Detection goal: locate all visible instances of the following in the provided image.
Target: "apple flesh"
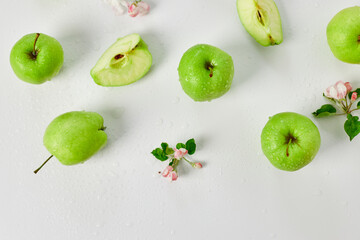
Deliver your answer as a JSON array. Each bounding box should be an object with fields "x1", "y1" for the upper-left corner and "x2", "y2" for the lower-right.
[
  {"x1": 34, "y1": 111, "x2": 107, "y2": 173},
  {"x1": 327, "y1": 6, "x2": 360, "y2": 64},
  {"x1": 10, "y1": 33, "x2": 64, "y2": 84},
  {"x1": 91, "y1": 33, "x2": 152, "y2": 86},
  {"x1": 237, "y1": 0, "x2": 283, "y2": 46},
  {"x1": 261, "y1": 112, "x2": 321, "y2": 171},
  {"x1": 178, "y1": 44, "x2": 234, "y2": 102}
]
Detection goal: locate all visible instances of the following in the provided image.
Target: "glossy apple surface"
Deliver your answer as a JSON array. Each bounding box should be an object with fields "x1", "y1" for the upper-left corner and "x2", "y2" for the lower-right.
[
  {"x1": 10, "y1": 33, "x2": 64, "y2": 84},
  {"x1": 178, "y1": 44, "x2": 234, "y2": 102},
  {"x1": 261, "y1": 112, "x2": 321, "y2": 171},
  {"x1": 327, "y1": 6, "x2": 360, "y2": 64},
  {"x1": 43, "y1": 111, "x2": 107, "y2": 166}
]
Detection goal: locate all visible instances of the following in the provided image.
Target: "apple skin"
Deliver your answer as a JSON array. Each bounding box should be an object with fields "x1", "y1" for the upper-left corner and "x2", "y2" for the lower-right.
[
  {"x1": 178, "y1": 44, "x2": 234, "y2": 102},
  {"x1": 236, "y1": 0, "x2": 283, "y2": 46},
  {"x1": 261, "y1": 112, "x2": 321, "y2": 171},
  {"x1": 43, "y1": 111, "x2": 107, "y2": 165},
  {"x1": 10, "y1": 33, "x2": 64, "y2": 84},
  {"x1": 327, "y1": 6, "x2": 360, "y2": 64}
]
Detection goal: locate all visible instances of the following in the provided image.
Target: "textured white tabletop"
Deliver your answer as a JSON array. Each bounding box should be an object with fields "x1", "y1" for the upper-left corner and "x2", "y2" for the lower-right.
[{"x1": 1, "y1": 0, "x2": 360, "y2": 239}]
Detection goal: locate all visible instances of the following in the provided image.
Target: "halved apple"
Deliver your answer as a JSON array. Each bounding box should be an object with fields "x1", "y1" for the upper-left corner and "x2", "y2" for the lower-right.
[
  {"x1": 237, "y1": 0, "x2": 283, "y2": 46},
  {"x1": 91, "y1": 33, "x2": 152, "y2": 86}
]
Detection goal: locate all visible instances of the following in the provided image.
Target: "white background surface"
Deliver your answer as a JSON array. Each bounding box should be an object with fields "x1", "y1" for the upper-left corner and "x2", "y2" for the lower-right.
[{"x1": 2, "y1": 0, "x2": 360, "y2": 239}]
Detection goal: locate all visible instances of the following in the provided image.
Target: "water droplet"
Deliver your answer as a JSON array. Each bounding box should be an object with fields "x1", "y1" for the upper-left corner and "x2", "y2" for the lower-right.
[{"x1": 93, "y1": 44, "x2": 101, "y2": 51}]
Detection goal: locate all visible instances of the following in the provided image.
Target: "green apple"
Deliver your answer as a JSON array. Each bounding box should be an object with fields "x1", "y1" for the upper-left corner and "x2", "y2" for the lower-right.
[
  {"x1": 261, "y1": 112, "x2": 321, "y2": 171},
  {"x1": 34, "y1": 111, "x2": 107, "y2": 174},
  {"x1": 91, "y1": 33, "x2": 152, "y2": 86},
  {"x1": 327, "y1": 6, "x2": 360, "y2": 64},
  {"x1": 236, "y1": 0, "x2": 283, "y2": 46},
  {"x1": 10, "y1": 33, "x2": 64, "y2": 84},
  {"x1": 178, "y1": 44, "x2": 234, "y2": 102}
]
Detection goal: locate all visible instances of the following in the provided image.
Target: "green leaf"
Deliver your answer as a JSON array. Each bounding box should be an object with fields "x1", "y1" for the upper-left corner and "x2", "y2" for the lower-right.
[
  {"x1": 161, "y1": 142, "x2": 168, "y2": 152},
  {"x1": 160, "y1": 142, "x2": 174, "y2": 155},
  {"x1": 312, "y1": 104, "x2": 337, "y2": 118},
  {"x1": 185, "y1": 138, "x2": 196, "y2": 155},
  {"x1": 344, "y1": 114, "x2": 360, "y2": 141},
  {"x1": 151, "y1": 148, "x2": 168, "y2": 161},
  {"x1": 176, "y1": 143, "x2": 186, "y2": 149},
  {"x1": 357, "y1": 101, "x2": 360, "y2": 109},
  {"x1": 348, "y1": 88, "x2": 360, "y2": 100},
  {"x1": 165, "y1": 147, "x2": 174, "y2": 155},
  {"x1": 169, "y1": 159, "x2": 174, "y2": 166}
]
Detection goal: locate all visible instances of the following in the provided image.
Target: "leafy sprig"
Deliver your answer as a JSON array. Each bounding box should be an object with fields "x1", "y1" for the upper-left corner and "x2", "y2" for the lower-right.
[
  {"x1": 151, "y1": 138, "x2": 202, "y2": 181},
  {"x1": 313, "y1": 81, "x2": 360, "y2": 141}
]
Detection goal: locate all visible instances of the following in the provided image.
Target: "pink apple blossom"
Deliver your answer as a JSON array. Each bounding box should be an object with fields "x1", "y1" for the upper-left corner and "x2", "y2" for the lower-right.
[
  {"x1": 351, "y1": 92, "x2": 358, "y2": 102},
  {"x1": 324, "y1": 81, "x2": 348, "y2": 100},
  {"x1": 104, "y1": 0, "x2": 128, "y2": 15},
  {"x1": 168, "y1": 171, "x2": 178, "y2": 181},
  {"x1": 193, "y1": 163, "x2": 203, "y2": 169},
  {"x1": 345, "y1": 82, "x2": 353, "y2": 93},
  {"x1": 128, "y1": 1, "x2": 150, "y2": 17},
  {"x1": 162, "y1": 165, "x2": 173, "y2": 177},
  {"x1": 174, "y1": 148, "x2": 188, "y2": 159}
]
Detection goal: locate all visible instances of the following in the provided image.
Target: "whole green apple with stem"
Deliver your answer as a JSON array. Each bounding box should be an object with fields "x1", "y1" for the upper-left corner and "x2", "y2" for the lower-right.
[
  {"x1": 261, "y1": 112, "x2": 321, "y2": 171},
  {"x1": 236, "y1": 0, "x2": 283, "y2": 46},
  {"x1": 10, "y1": 33, "x2": 64, "y2": 84},
  {"x1": 34, "y1": 111, "x2": 107, "y2": 174},
  {"x1": 91, "y1": 33, "x2": 152, "y2": 86},
  {"x1": 178, "y1": 44, "x2": 234, "y2": 102},
  {"x1": 327, "y1": 6, "x2": 360, "y2": 64}
]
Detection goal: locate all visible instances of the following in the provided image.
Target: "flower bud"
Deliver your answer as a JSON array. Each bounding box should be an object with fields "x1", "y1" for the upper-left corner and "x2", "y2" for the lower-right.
[
  {"x1": 162, "y1": 165, "x2": 173, "y2": 177},
  {"x1": 174, "y1": 148, "x2": 188, "y2": 159},
  {"x1": 345, "y1": 82, "x2": 353, "y2": 93},
  {"x1": 168, "y1": 171, "x2": 178, "y2": 181},
  {"x1": 193, "y1": 163, "x2": 203, "y2": 169},
  {"x1": 351, "y1": 92, "x2": 358, "y2": 102},
  {"x1": 128, "y1": 1, "x2": 150, "y2": 17}
]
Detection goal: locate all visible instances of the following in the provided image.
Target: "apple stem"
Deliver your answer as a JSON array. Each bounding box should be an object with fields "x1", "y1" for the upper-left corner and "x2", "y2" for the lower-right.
[
  {"x1": 286, "y1": 138, "x2": 292, "y2": 157},
  {"x1": 34, "y1": 155, "x2": 53, "y2": 174},
  {"x1": 205, "y1": 62, "x2": 214, "y2": 78},
  {"x1": 32, "y1": 33, "x2": 40, "y2": 58}
]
